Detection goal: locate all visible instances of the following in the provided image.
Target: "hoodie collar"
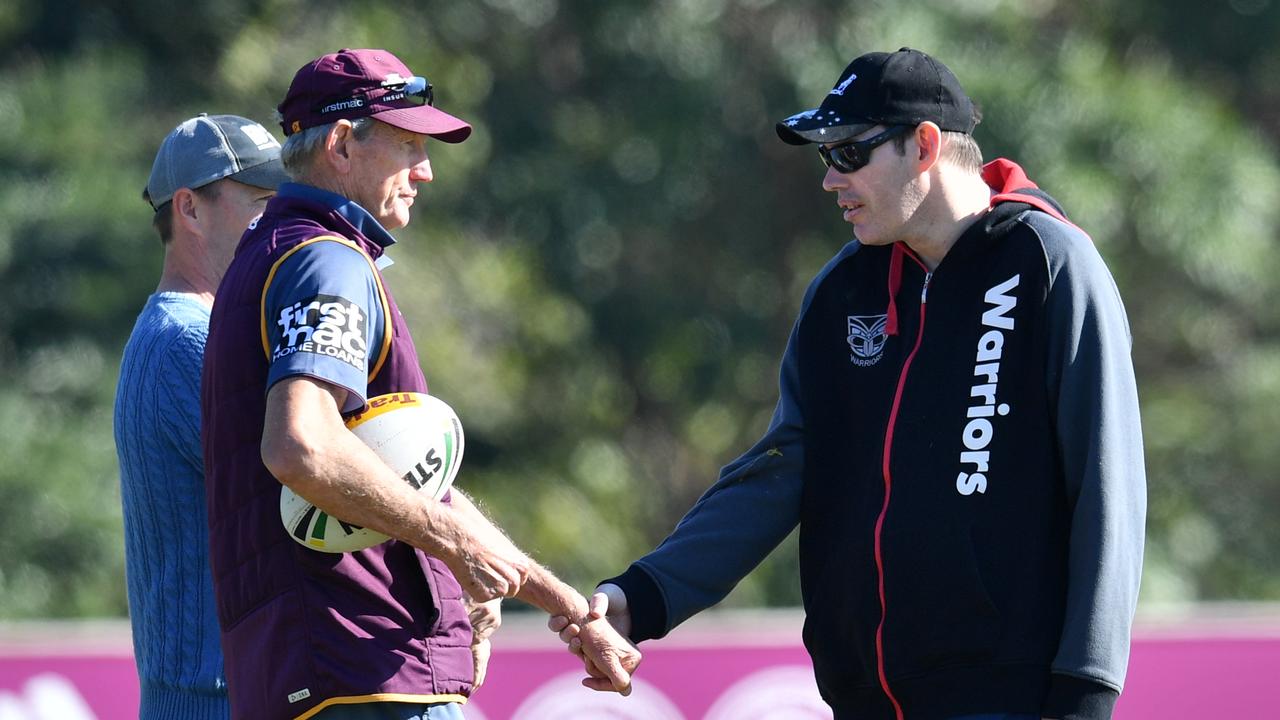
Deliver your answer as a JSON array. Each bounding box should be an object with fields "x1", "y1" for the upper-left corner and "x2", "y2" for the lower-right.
[{"x1": 883, "y1": 158, "x2": 1074, "y2": 337}]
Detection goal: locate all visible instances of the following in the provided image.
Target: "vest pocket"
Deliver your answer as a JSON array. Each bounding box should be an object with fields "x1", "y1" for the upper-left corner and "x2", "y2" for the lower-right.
[{"x1": 881, "y1": 523, "x2": 1001, "y2": 676}]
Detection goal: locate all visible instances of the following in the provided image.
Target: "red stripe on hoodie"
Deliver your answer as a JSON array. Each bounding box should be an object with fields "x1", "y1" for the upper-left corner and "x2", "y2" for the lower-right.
[{"x1": 875, "y1": 245, "x2": 930, "y2": 719}]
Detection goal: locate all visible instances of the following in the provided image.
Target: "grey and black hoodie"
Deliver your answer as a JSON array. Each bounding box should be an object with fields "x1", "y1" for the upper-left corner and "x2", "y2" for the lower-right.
[{"x1": 606, "y1": 159, "x2": 1146, "y2": 720}]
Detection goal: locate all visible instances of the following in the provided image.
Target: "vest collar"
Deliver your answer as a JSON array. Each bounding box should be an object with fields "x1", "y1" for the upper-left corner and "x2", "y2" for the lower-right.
[{"x1": 278, "y1": 182, "x2": 398, "y2": 249}]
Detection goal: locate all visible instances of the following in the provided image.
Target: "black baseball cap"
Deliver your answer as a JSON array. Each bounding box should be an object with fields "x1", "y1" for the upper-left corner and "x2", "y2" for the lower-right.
[{"x1": 776, "y1": 47, "x2": 977, "y2": 145}]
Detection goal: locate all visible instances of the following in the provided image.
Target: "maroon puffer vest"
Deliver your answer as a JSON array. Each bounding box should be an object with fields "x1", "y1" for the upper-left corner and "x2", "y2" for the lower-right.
[{"x1": 202, "y1": 194, "x2": 472, "y2": 720}]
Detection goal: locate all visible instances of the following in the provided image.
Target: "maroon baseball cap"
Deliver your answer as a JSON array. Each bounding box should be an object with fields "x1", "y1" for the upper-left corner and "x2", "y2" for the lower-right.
[{"x1": 278, "y1": 48, "x2": 472, "y2": 143}]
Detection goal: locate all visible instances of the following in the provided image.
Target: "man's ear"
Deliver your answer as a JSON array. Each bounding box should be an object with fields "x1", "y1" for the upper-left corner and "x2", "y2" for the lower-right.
[
  {"x1": 323, "y1": 120, "x2": 356, "y2": 174},
  {"x1": 914, "y1": 121, "x2": 943, "y2": 171},
  {"x1": 171, "y1": 187, "x2": 202, "y2": 238}
]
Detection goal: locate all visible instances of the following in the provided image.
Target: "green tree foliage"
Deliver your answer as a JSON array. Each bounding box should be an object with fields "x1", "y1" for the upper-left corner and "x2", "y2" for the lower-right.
[{"x1": 1, "y1": 0, "x2": 1278, "y2": 618}]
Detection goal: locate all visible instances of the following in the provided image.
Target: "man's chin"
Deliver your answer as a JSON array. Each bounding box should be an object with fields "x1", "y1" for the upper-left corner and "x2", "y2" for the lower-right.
[{"x1": 380, "y1": 212, "x2": 410, "y2": 231}]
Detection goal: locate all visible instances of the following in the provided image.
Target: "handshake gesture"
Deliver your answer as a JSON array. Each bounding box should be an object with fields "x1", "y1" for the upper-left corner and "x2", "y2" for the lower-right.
[
  {"x1": 430, "y1": 493, "x2": 641, "y2": 695},
  {"x1": 547, "y1": 584, "x2": 639, "y2": 694}
]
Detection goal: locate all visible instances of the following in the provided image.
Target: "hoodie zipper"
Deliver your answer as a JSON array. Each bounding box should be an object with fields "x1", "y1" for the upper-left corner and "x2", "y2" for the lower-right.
[{"x1": 873, "y1": 268, "x2": 931, "y2": 719}]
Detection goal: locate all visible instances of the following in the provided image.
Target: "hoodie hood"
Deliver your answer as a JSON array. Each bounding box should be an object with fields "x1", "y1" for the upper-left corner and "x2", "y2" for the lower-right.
[{"x1": 981, "y1": 158, "x2": 1074, "y2": 232}]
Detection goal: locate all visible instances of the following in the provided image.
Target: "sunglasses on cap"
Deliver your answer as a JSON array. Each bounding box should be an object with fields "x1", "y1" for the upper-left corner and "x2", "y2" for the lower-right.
[
  {"x1": 315, "y1": 74, "x2": 434, "y2": 116},
  {"x1": 818, "y1": 125, "x2": 911, "y2": 174}
]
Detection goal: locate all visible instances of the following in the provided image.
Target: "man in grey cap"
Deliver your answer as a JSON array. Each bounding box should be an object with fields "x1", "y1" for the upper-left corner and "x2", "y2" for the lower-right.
[{"x1": 114, "y1": 113, "x2": 290, "y2": 720}]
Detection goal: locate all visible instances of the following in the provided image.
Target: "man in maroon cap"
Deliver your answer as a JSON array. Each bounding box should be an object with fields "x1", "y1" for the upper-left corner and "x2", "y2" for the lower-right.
[{"x1": 201, "y1": 49, "x2": 639, "y2": 720}]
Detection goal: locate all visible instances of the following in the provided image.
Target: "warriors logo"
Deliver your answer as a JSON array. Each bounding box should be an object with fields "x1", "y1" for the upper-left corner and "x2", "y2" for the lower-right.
[{"x1": 847, "y1": 314, "x2": 888, "y2": 367}]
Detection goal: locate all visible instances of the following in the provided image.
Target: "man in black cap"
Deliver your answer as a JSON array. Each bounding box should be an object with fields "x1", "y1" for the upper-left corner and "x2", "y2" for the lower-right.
[
  {"x1": 555, "y1": 48, "x2": 1146, "y2": 720},
  {"x1": 116, "y1": 113, "x2": 290, "y2": 719}
]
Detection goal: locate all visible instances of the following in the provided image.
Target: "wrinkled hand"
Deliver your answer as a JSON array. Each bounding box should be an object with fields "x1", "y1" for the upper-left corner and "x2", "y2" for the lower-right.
[
  {"x1": 576, "y1": 615, "x2": 642, "y2": 695},
  {"x1": 464, "y1": 596, "x2": 501, "y2": 691},
  {"x1": 470, "y1": 638, "x2": 492, "y2": 690},
  {"x1": 548, "y1": 586, "x2": 639, "y2": 694},
  {"x1": 467, "y1": 596, "x2": 503, "y2": 641}
]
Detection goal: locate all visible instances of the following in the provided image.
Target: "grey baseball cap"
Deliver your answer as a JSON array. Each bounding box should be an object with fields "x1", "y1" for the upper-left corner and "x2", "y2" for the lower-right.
[{"x1": 144, "y1": 113, "x2": 290, "y2": 209}]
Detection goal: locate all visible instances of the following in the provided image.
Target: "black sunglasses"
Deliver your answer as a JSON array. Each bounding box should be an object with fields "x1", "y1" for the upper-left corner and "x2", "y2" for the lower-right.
[
  {"x1": 818, "y1": 125, "x2": 911, "y2": 174},
  {"x1": 316, "y1": 75, "x2": 434, "y2": 116}
]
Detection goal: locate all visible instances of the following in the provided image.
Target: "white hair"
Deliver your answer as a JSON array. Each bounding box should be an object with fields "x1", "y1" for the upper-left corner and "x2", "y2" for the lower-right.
[{"x1": 278, "y1": 116, "x2": 377, "y2": 179}]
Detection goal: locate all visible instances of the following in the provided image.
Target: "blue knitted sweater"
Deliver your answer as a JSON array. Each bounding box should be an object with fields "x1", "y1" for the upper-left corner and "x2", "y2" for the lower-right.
[{"x1": 114, "y1": 292, "x2": 229, "y2": 719}]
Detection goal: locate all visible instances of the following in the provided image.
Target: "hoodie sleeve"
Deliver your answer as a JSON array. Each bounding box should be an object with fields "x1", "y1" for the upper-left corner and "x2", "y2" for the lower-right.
[
  {"x1": 1034, "y1": 214, "x2": 1147, "y2": 719},
  {"x1": 605, "y1": 242, "x2": 861, "y2": 642},
  {"x1": 606, "y1": 339, "x2": 803, "y2": 642}
]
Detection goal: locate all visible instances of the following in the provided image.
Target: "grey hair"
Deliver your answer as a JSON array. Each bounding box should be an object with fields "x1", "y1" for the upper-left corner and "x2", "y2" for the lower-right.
[{"x1": 279, "y1": 117, "x2": 377, "y2": 179}]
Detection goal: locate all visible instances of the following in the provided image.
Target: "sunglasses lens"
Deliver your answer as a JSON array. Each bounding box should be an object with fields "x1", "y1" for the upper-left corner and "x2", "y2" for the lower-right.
[
  {"x1": 833, "y1": 145, "x2": 864, "y2": 173},
  {"x1": 402, "y1": 76, "x2": 434, "y2": 106},
  {"x1": 819, "y1": 144, "x2": 863, "y2": 173},
  {"x1": 818, "y1": 126, "x2": 910, "y2": 174}
]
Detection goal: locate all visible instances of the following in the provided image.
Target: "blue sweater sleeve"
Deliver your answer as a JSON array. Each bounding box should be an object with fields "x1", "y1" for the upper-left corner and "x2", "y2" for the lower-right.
[
  {"x1": 608, "y1": 242, "x2": 861, "y2": 642},
  {"x1": 157, "y1": 324, "x2": 208, "y2": 470},
  {"x1": 1033, "y1": 214, "x2": 1147, "y2": 719}
]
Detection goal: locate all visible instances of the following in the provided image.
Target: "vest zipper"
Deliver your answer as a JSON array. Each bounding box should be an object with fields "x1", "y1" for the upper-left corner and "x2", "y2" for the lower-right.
[{"x1": 874, "y1": 269, "x2": 930, "y2": 719}]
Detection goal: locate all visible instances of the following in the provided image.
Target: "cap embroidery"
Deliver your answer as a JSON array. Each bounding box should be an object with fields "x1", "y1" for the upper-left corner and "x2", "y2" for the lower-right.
[
  {"x1": 240, "y1": 123, "x2": 280, "y2": 150},
  {"x1": 830, "y1": 73, "x2": 857, "y2": 96},
  {"x1": 783, "y1": 109, "x2": 819, "y2": 127}
]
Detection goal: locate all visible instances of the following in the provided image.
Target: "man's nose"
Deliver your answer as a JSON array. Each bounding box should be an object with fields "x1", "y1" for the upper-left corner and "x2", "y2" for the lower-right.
[
  {"x1": 409, "y1": 157, "x2": 433, "y2": 183},
  {"x1": 821, "y1": 165, "x2": 847, "y2": 192}
]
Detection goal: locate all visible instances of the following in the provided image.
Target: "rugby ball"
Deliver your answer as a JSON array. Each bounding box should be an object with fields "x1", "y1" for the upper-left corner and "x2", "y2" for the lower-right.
[{"x1": 280, "y1": 392, "x2": 465, "y2": 553}]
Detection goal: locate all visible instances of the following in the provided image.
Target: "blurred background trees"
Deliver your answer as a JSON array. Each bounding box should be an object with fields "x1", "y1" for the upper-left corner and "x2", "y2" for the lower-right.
[{"x1": 2, "y1": 0, "x2": 1279, "y2": 618}]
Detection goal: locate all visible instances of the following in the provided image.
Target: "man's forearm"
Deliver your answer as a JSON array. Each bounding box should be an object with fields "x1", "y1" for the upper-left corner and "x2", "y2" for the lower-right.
[
  {"x1": 263, "y1": 378, "x2": 453, "y2": 549},
  {"x1": 449, "y1": 492, "x2": 590, "y2": 620},
  {"x1": 263, "y1": 378, "x2": 529, "y2": 600},
  {"x1": 520, "y1": 564, "x2": 590, "y2": 621}
]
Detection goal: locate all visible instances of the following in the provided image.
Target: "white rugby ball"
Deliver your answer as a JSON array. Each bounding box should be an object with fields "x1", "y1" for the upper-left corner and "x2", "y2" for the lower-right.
[{"x1": 280, "y1": 392, "x2": 465, "y2": 553}]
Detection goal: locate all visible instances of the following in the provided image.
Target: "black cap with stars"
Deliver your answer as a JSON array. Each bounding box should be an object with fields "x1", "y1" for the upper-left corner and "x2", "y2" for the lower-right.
[{"x1": 776, "y1": 47, "x2": 977, "y2": 145}]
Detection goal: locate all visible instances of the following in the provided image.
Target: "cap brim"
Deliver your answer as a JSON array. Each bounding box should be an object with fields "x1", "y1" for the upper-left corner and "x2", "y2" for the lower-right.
[
  {"x1": 775, "y1": 110, "x2": 876, "y2": 145},
  {"x1": 373, "y1": 105, "x2": 473, "y2": 143},
  {"x1": 228, "y1": 157, "x2": 292, "y2": 191}
]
